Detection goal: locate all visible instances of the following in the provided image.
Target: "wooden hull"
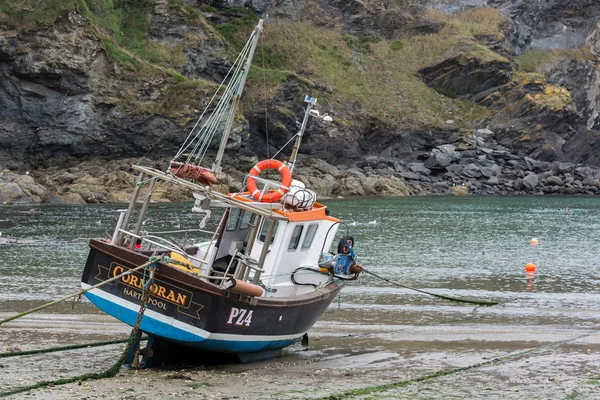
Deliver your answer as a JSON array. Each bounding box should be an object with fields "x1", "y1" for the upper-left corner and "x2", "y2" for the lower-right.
[{"x1": 81, "y1": 240, "x2": 340, "y2": 354}]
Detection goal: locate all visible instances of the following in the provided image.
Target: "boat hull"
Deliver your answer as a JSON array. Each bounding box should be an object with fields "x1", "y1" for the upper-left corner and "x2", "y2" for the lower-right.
[{"x1": 82, "y1": 240, "x2": 340, "y2": 354}]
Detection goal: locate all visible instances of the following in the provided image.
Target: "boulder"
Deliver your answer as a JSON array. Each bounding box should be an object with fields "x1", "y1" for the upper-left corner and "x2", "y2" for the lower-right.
[
  {"x1": 424, "y1": 151, "x2": 452, "y2": 169},
  {"x1": 436, "y1": 144, "x2": 461, "y2": 161},
  {"x1": 399, "y1": 171, "x2": 422, "y2": 180},
  {"x1": 544, "y1": 175, "x2": 564, "y2": 186},
  {"x1": 362, "y1": 176, "x2": 412, "y2": 196},
  {"x1": 522, "y1": 173, "x2": 540, "y2": 190},
  {"x1": 408, "y1": 163, "x2": 432, "y2": 176},
  {"x1": 450, "y1": 185, "x2": 469, "y2": 196},
  {"x1": 0, "y1": 182, "x2": 27, "y2": 203},
  {"x1": 0, "y1": 171, "x2": 47, "y2": 203}
]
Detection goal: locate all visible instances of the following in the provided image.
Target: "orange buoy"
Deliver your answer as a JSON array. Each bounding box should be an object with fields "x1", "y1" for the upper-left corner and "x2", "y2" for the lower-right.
[
  {"x1": 246, "y1": 159, "x2": 292, "y2": 203},
  {"x1": 525, "y1": 263, "x2": 536, "y2": 272},
  {"x1": 530, "y1": 238, "x2": 539, "y2": 246}
]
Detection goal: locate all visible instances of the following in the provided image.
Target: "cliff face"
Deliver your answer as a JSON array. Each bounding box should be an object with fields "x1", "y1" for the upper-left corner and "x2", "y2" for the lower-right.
[{"x1": 0, "y1": 0, "x2": 599, "y2": 203}]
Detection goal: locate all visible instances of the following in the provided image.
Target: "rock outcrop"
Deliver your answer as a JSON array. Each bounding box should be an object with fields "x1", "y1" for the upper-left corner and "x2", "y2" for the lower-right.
[{"x1": 0, "y1": 0, "x2": 599, "y2": 203}]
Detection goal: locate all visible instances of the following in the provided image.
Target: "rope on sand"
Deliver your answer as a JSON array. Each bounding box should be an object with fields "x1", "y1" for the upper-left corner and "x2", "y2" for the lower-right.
[
  {"x1": 0, "y1": 338, "x2": 134, "y2": 358},
  {"x1": 320, "y1": 327, "x2": 600, "y2": 399},
  {"x1": 0, "y1": 259, "x2": 159, "y2": 398}
]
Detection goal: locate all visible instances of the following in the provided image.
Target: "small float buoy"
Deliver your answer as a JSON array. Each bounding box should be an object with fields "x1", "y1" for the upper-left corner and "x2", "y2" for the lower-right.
[
  {"x1": 530, "y1": 238, "x2": 539, "y2": 246},
  {"x1": 525, "y1": 263, "x2": 536, "y2": 272}
]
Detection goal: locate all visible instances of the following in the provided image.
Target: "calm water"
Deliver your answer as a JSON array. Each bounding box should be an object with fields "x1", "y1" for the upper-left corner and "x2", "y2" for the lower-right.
[{"x1": 1, "y1": 196, "x2": 599, "y2": 327}]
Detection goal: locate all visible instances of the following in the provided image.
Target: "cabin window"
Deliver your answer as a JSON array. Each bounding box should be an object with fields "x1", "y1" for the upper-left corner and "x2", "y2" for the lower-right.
[
  {"x1": 288, "y1": 225, "x2": 304, "y2": 251},
  {"x1": 240, "y1": 211, "x2": 255, "y2": 230},
  {"x1": 301, "y1": 224, "x2": 318, "y2": 250},
  {"x1": 226, "y1": 208, "x2": 242, "y2": 231},
  {"x1": 258, "y1": 220, "x2": 279, "y2": 246}
]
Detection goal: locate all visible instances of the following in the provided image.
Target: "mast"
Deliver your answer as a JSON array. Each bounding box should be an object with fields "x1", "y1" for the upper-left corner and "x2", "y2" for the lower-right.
[
  {"x1": 212, "y1": 19, "x2": 264, "y2": 174},
  {"x1": 288, "y1": 96, "x2": 317, "y2": 173}
]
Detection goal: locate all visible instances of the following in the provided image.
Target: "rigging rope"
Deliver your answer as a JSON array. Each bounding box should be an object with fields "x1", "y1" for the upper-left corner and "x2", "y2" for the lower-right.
[
  {"x1": 174, "y1": 30, "x2": 257, "y2": 166},
  {"x1": 0, "y1": 259, "x2": 158, "y2": 326}
]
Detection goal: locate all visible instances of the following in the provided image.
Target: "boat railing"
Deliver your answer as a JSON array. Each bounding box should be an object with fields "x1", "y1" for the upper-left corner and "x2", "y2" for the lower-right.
[
  {"x1": 223, "y1": 251, "x2": 262, "y2": 283},
  {"x1": 145, "y1": 229, "x2": 215, "y2": 235},
  {"x1": 117, "y1": 229, "x2": 209, "y2": 265}
]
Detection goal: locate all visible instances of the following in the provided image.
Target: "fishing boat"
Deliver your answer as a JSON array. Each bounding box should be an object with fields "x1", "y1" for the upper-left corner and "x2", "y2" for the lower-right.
[{"x1": 80, "y1": 19, "x2": 361, "y2": 363}]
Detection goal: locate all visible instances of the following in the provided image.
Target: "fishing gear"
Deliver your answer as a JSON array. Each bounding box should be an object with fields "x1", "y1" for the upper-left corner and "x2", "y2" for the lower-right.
[{"x1": 362, "y1": 268, "x2": 500, "y2": 306}]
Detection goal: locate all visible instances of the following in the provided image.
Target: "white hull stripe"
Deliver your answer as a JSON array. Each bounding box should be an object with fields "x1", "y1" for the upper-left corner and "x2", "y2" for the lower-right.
[{"x1": 82, "y1": 283, "x2": 305, "y2": 342}]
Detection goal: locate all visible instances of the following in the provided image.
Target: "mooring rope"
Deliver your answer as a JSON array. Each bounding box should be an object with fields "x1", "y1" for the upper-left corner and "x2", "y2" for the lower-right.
[
  {"x1": 0, "y1": 258, "x2": 158, "y2": 326},
  {"x1": 0, "y1": 338, "x2": 136, "y2": 359},
  {"x1": 0, "y1": 260, "x2": 158, "y2": 398},
  {"x1": 362, "y1": 268, "x2": 500, "y2": 306},
  {"x1": 319, "y1": 326, "x2": 600, "y2": 399}
]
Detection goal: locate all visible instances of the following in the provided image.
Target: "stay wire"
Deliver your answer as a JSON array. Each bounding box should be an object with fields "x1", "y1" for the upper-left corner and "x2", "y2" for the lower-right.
[{"x1": 261, "y1": 30, "x2": 269, "y2": 159}]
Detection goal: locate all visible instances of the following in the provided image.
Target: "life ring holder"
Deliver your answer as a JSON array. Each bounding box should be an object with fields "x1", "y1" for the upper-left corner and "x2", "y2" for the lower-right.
[{"x1": 247, "y1": 159, "x2": 292, "y2": 203}]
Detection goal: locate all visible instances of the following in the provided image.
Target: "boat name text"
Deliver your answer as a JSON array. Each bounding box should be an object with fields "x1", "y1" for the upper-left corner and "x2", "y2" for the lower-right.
[{"x1": 112, "y1": 265, "x2": 188, "y2": 307}]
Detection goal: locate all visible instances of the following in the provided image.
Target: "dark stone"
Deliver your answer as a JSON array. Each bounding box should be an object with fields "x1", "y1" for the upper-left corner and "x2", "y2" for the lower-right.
[
  {"x1": 424, "y1": 151, "x2": 452, "y2": 169},
  {"x1": 418, "y1": 40, "x2": 512, "y2": 97},
  {"x1": 408, "y1": 163, "x2": 432, "y2": 176},
  {"x1": 522, "y1": 173, "x2": 539, "y2": 190}
]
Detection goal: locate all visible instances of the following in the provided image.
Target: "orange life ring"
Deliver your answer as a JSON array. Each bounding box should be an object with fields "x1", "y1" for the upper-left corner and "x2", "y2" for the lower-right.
[{"x1": 247, "y1": 159, "x2": 292, "y2": 203}]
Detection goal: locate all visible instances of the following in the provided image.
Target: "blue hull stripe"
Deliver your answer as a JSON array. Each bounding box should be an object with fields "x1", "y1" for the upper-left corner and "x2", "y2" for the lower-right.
[{"x1": 86, "y1": 292, "x2": 298, "y2": 354}]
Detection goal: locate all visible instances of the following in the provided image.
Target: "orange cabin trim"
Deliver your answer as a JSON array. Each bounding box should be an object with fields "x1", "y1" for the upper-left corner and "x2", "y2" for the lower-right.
[{"x1": 228, "y1": 193, "x2": 340, "y2": 223}]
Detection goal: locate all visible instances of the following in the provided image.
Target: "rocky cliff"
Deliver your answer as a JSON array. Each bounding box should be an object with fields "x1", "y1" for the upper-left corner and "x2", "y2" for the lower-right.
[{"x1": 0, "y1": 0, "x2": 599, "y2": 203}]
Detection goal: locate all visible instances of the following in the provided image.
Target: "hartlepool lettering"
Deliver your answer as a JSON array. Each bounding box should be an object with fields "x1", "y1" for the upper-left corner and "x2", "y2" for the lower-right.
[
  {"x1": 112, "y1": 266, "x2": 188, "y2": 307},
  {"x1": 123, "y1": 287, "x2": 167, "y2": 310}
]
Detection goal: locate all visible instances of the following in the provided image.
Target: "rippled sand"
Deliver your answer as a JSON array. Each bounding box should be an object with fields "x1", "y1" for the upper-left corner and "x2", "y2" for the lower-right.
[{"x1": 2, "y1": 301, "x2": 600, "y2": 400}]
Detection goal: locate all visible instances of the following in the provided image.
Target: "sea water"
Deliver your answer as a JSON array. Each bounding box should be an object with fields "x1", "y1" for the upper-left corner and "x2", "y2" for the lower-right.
[{"x1": 0, "y1": 196, "x2": 599, "y2": 328}]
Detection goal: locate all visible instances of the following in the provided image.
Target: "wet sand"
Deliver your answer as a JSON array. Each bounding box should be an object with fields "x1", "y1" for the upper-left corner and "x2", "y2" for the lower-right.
[{"x1": 2, "y1": 303, "x2": 600, "y2": 400}]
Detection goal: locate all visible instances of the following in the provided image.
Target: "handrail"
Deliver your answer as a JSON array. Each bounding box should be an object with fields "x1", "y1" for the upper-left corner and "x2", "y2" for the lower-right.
[{"x1": 118, "y1": 229, "x2": 209, "y2": 265}]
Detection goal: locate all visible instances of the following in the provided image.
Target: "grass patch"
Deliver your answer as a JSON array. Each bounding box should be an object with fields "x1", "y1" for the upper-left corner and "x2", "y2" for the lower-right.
[
  {"x1": 207, "y1": 7, "x2": 258, "y2": 58},
  {"x1": 516, "y1": 48, "x2": 556, "y2": 72},
  {"x1": 102, "y1": 36, "x2": 146, "y2": 71},
  {"x1": 344, "y1": 35, "x2": 381, "y2": 54},
  {"x1": 168, "y1": 0, "x2": 201, "y2": 24},
  {"x1": 246, "y1": 7, "x2": 508, "y2": 127},
  {"x1": 390, "y1": 40, "x2": 403, "y2": 51},
  {"x1": 0, "y1": 0, "x2": 77, "y2": 32},
  {"x1": 135, "y1": 78, "x2": 214, "y2": 117},
  {"x1": 516, "y1": 47, "x2": 596, "y2": 73}
]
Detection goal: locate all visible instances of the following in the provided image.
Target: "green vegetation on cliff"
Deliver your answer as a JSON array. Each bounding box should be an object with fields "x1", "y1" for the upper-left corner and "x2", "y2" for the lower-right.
[
  {"x1": 0, "y1": 2, "x2": 512, "y2": 129},
  {"x1": 245, "y1": 7, "x2": 508, "y2": 127},
  {"x1": 0, "y1": 0, "x2": 76, "y2": 32}
]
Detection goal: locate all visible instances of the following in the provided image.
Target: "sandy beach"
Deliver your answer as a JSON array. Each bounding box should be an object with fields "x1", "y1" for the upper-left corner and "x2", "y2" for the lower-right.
[{"x1": 2, "y1": 302, "x2": 600, "y2": 400}]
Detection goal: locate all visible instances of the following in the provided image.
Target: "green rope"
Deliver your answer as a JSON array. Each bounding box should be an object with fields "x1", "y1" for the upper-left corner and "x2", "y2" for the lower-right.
[
  {"x1": 318, "y1": 327, "x2": 600, "y2": 399},
  {"x1": 136, "y1": 176, "x2": 156, "y2": 188},
  {"x1": 0, "y1": 338, "x2": 138, "y2": 359},
  {"x1": 0, "y1": 258, "x2": 160, "y2": 398},
  {"x1": 363, "y1": 268, "x2": 500, "y2": 306},
  {"x1": 0, "y1": 259, "x2": 157, "y2": 326}
]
